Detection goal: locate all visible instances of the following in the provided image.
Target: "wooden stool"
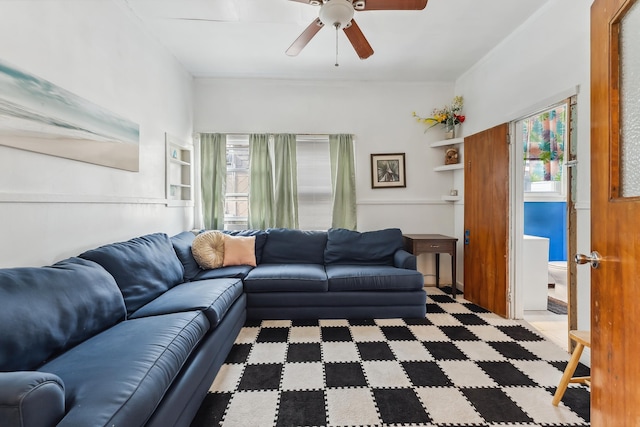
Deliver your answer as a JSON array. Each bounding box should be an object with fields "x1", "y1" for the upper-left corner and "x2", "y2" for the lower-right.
[{"x1": 552, "y1": 330, "x2": 591, "y2": 406}]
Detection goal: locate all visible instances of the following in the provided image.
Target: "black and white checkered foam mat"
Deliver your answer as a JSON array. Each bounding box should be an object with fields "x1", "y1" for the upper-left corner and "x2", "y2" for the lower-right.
[{"x1": 191, "y1": 289, "x2": 590, "y2": 427}]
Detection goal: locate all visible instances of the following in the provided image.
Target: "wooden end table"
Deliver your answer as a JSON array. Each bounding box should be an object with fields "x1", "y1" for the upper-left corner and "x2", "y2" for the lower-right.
[{"x1": 402, "y1": 234, "x2": 458, "y2": 298}]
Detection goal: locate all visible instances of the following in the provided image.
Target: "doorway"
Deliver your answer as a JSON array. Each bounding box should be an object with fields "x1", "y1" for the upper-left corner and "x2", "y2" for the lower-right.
[{"x1": 512, "y1": 97, "x2": 577, "y2": 351}]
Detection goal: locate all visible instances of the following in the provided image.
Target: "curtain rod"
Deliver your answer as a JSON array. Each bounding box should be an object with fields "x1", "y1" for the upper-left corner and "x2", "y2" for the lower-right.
[{"x1": 194, "y1": 132, "x2": 352, "y2": 137}]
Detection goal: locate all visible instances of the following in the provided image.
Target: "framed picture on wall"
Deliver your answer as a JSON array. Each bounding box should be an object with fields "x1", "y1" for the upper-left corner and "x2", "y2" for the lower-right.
[
  {"x1": 0, "y1": 58, "x2": 140, "y2": 172},
  {"x1": 371, "y1": 153, "x2": 406, "y2": 189}
]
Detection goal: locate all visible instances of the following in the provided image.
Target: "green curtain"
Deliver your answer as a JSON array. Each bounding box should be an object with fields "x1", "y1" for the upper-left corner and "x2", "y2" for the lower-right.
[
  {"x1": 273, "y1": 134, "x2": 299, "y2": 228},
  {"x1": 329, "y1": 134, "x2": 357, "y2": 230},
  {"x1": 248, "y1": 134, "x2": 274, "y2": 229},
  {"x1": 200, "y1": 133, "x2": 227, "y2": 230}
]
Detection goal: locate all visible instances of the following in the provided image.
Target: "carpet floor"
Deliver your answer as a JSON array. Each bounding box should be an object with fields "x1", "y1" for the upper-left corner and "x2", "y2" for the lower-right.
[{"x1": 190, "y1": 288, "x2": 590, "y2": 427}]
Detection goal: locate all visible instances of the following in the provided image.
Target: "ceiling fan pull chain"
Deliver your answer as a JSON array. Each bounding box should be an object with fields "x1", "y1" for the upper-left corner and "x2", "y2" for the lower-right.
[{"x1": 334, "y1": 23, "x2": 340, "y2": 67}]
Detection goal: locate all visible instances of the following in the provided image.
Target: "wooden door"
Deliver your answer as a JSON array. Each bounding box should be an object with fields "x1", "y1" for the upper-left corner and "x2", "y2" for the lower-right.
[
  {"x1": 463, "y1": 123, "x2": 510, "y2": 317},
  {"x1": 590, "y1": 0, "x2": 640, "y2": 423}
]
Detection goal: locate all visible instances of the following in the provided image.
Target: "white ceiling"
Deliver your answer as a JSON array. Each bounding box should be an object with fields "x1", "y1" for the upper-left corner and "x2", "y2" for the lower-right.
[{"x1": 121, "y1": 0, "x2": 549, "y2": 82}]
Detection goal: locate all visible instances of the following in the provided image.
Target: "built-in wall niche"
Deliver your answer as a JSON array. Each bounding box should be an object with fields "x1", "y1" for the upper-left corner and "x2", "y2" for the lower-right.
[{"x1": 165, "y1": 133, "x2": 193, "y2": 206}]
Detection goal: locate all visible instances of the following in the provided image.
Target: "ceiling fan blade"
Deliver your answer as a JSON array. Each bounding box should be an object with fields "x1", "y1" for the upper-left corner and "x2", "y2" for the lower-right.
[
  {"x1": 360, "y1": 0, "x2": 428, "y2": 10},
  {"x1": 343, "y1": 19, "x2": 374, "y2": 59},
  {"x1": 169, "y1": 17, "x2": 230, "y2": 22},
  {"x1": 288, "y1": 0, "x2": 320, "y2": 3},
  {"x1": 286, "y1": 18, "x2": 324, "y2": 56}
]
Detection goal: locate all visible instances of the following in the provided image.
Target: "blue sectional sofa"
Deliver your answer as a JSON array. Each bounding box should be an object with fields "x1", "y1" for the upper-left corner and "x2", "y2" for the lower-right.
[
  {"x1": 0, "y1": 228, "x2": 425, "y2": 427},
  {"x1": 174, "y1": 227, "x2": 426, "y2": 320}
]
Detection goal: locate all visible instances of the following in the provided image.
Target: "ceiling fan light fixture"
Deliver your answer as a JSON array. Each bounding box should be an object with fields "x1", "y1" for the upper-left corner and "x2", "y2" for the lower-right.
[
  {"x1": 353, "y1": 0, "x2": 365, "y2": 10},
  {"x1": 319, "y1": 0, "x2": 354, "y2": 28}
]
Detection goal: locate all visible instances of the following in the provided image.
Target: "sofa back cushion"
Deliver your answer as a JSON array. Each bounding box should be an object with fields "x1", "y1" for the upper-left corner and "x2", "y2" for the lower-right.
[
  {"x1": 324, "y1": 228, "x2": 404, "y2": 266},
  {"x1": 262, "y1": 228, "x2": 328, "y2": 264},
  {"x1": 170, "y1": 231, "x2": 201, "y2": 281},
  {"x1": 0, "y1": 258, "x2": 126, "y2": 371},
  {"x1": 80, "y1": 233, "x2": 185, "y2": 315}
]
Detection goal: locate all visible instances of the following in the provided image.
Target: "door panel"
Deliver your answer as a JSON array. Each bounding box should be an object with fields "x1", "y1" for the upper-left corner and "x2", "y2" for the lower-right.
[
  {"x1": 463, "y1": 123, "x2": 510, "y2": 317},
  {"x1": 591, "y1": 0, "x2": 640, "y2": 423}
]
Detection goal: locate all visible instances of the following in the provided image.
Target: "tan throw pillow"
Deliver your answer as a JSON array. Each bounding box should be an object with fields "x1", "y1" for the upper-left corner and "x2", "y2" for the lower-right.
[
  {"x1": 191, "y1": 231, "x2": 225, "y2": 269},
  {"x1": 223, "y1": 234, "x2": 257, "y2": 267}
]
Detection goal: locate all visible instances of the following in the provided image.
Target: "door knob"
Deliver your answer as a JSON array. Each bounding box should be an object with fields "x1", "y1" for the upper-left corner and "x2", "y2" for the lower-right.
[{"x1": 575, "y1": 251, "x2": 602, "y2": 269}]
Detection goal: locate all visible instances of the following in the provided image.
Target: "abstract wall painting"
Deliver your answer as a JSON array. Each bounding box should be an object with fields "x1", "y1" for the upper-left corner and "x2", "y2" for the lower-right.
[
  {"x1": 371, "y1": 152, "x2": 406, "y2": 188},
  {"x1": 0, "y1": 59, "x2": 139, "y2": 171}
]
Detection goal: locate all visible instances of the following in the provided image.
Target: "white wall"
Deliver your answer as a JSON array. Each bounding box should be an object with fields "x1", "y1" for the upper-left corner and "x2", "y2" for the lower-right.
[
  {"x1": 0, "y1": 1, "x2": 194, "y2": 267},
  {"x1": 454, "y1": 0, "x2": 592, "y2": 358},
  {"x1": 194, "y1": 78, "x2": 461, "y2": 284}
]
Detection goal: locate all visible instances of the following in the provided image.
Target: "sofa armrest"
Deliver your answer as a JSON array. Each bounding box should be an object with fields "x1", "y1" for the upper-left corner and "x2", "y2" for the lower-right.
[
  {"x1": 0, "y1": 372, "x2": 65, "y2": 427},
  {"x1": 394, "y1": 249, "x2": 417, "y2": 270}
]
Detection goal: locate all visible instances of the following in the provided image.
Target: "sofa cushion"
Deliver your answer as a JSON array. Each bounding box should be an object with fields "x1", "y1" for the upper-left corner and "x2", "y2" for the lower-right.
[
  {"x1": 170, "y1": 231, "x2": 201, "y2": 281},
  {"x1": 262, "y1": 228, "x2": 327, "y2": 264},
  {"x1": 324, "y1": 228, "x2": 404, "y2": 266},
  {"x1": 325, "y1": 264, "x2": 424, "y2": 291},
  {"x1": 40, "y1": 311, "x2": 209, "y2": 427},
  {"x1": 0, "y1": 258, "x2": 126, "y2": 371},
  {"x1": 222, "y1": 230, "x2": 268, "y2": 264},
  {"x1": 223, "y1": 234, "x2": 257, "y2": 267},
  {"x1": 243, "y1": 264, "x2": 328, "y2": 292},
  {"x1": 80, "y1": 233, "x2": 185, "y2": 315},
  {"x1": 193, "y1": 265, "x2": 254, "y2": 281},
  {"x1": 192, "y1": 231, "x2": 225, "y2": 269},
  {"x1": 130, "y1": 278, "x2": 243, "y2": 328}
]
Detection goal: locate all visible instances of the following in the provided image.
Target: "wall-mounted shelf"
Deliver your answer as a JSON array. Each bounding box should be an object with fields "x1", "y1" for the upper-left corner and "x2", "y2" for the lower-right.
[
  {"x1": 431, "y1": 137, "x2": 464, "y2": 172},
  {"x1": 165, "y1": 133, "x2": 193, "y2": 207},
  {"x1": 431, "y1": 137, "x2": 464, "y2": 201},
  {"x1": 434, "y1": 163, "x2": 464, "y2": 172},
  {"x1": 430, "y1": 137, "x2": 464, "y2": 148}
]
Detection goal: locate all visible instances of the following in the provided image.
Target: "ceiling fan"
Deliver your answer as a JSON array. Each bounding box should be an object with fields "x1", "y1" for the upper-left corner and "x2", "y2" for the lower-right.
[{"x1": 286, "y1": 0, "x2": 428, "y2": 61}]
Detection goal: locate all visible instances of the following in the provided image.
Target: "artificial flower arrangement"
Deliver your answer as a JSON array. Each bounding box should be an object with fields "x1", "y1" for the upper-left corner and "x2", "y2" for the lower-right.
[{"x1": 413, "y1": 95, "x2": 466, "y2": 135}]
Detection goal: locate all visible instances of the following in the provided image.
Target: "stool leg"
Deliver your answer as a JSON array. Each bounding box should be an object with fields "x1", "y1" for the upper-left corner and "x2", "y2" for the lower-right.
[{"x1": 552, "y1": 342, "x2": 585, "y2": 406}]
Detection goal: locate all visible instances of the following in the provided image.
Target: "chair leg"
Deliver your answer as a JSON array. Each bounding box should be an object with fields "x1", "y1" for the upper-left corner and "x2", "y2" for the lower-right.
[{"x1": 552, "y1": 342, "x2": 585, "y2": 406}]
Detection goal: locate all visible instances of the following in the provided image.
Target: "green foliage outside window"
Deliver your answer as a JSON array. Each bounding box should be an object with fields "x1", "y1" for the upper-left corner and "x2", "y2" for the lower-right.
[{"x1": 523, "y1": 105, "x2": 566, "y2": 186}]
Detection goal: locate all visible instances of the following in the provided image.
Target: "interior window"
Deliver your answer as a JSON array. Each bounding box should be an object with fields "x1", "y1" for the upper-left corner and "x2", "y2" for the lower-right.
[
  {"x1": 225, "y1": 135, "x2": 250, "y2": 230},
  {"x1": 296, "y1": 135, "x2": 332, "y2": 231},
  {"x1": 223, "y1": 134, "x2": 332, "y2": 230},
  {"x1": 523, "y1": 105, "x2": 567, "y2": 194}
]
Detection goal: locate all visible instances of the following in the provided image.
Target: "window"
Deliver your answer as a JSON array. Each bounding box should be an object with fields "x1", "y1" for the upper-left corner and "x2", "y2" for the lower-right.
[
  {"x1": 522, "y1": 104, "x2": 566, "y2": 194},
  {"x1": 223, "y1": 134, "x2": 333, "y2": 230},
  {"x1": 224, "y1": 135, "x2": 249, "y2": 230},
  {"x1": 296, "y1": 135, "x2": 332, "y2": 230}
]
